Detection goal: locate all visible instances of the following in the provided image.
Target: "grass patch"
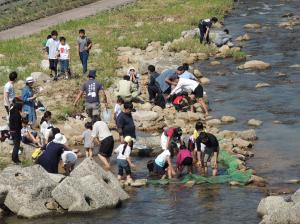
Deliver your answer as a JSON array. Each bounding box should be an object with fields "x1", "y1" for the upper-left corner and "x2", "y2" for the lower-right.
[
  {"x1": 169, "y1": 38, "x2": 218, "y2": 54},
  {"x1": 0, "y1": 0, "x2": 234, "y2": 87},
  {"x1": 223, "y1": 48, "x2": 247, "y2": 61},
  {"x1": 0, "y1": 0, "x2": 101, "y2": 31}
]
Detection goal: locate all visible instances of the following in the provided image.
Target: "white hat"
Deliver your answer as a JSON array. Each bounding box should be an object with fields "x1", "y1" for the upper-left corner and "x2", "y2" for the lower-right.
[
  {"x1": 26, "y1": 76, "x2": 34, "y2": 83},
  {"x1": 53, "y1": 133, "x2": 67, "y2": 145},
  {"x1": 124, "y1": 136, "x2": 136, "y2": 144}
]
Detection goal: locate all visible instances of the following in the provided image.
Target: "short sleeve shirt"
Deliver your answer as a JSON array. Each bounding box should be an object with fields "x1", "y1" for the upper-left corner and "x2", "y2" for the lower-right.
[
  {"x1": 155, "y1": 149, "x2": 171, "y2": 167},
  {"x1": 155, "y1": 69, "x2": 177, "y2": 93},
  {"x1": 115, "y1": 144, "x2": 131, "y2": 160},
  {"x1": 58, "y1": 43, "x2": 70, "y2": 60},
  {"x1": 200, "y1": 19, "x2": 213, "y2": 29},
  {"x1": 77, "y1": 36, "x2": 91, "y2": 52},
  {"x1": 4, "y1": 82, "x2": 15, "y2": 106},
  {"x1": 46, "y1": 38, "x2": 60, "y2": 59},
  {"x1": 91, "y1": 121, "x2": 112, "y2": 141},
  {"x1": 82, "y1": 129, "x2": 92, "y2": 148},
  {"x1": 196, "y1": 133, "x2": 219, "y2": 153},
  {"x1": 116, "y1": 112, "x2": 136, "y2": 139},
  {"x1": 81, "y1": 79, "x2": 103, "y2": 103}
]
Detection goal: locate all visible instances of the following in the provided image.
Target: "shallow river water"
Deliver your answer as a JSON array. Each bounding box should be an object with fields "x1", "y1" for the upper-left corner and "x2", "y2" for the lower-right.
[{"x1": 2, "y1": 0, "x2": 300, "y2": 223}]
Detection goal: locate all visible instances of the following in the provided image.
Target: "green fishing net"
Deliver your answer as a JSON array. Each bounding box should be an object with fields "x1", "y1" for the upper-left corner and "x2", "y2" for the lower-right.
[{"x1": 147, "y1": 149, "x2": 252, "y2": 186}]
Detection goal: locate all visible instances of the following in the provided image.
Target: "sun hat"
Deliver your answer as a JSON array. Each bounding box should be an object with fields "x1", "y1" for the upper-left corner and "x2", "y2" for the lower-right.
[
  {"x1": 88, "y1": 70, "x2": 96, "y2": 78},
  {"x1": 26, "y1": 77, "x2": 34, "y2": 83},
  {"x1": 53, "y1": 133, "x2": 67, "y2": 145},
  {"x1": 124, "y1": 136, "x2": 136, "y2": 144}
]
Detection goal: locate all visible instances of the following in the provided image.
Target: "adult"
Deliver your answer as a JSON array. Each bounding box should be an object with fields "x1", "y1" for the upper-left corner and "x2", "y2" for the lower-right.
[
  {"x1": 196, "y1": 132, "x2": 219, "y2": 176},
  {"x1": 77, "y1": 29, "x2": 92, "y2": 75},
  {"x1": 127, "y1": 67, "x2": 140, "y2": 91},
  {"x1": 155, "y1": 66, "x2": 184, "y2": 95},
  {"x1": 3, "y1": 71, "x2": 17, "y2": 115},
  {"x1": 169, "y1": 77, "x2": 208, "y2": 115},
  {"x1": 116, "y1": 102, "x2": 136, "y2": 142},
  {"x1": 9, "y1": 100, "x2": 23, "y2": 164},
  {"x1": 92, "y1": 118, "x2": 114, "y2": 170},
  {"x1": 211, "y1": 29, "x2": 232, "y2": 47},
  {"x1": 179, "y1": 63, "x2": 197, "y2": 80},
  {"x1": 74, "y1": 70, "x2": 108, "y2": 123},
  {"x1": 45, "y1": 30, "x2": 60, "y2": 80},
  {"x1": 160, "y1": 127, "x2": 183, "y2": 151},
  {"x1": 116, "y1": 75, "x2": 138, "y2": 102},
  {"x1": 198, "y1": 17, "x2": 218, "y2": 44},
  {"x1": 22, "y1": 77, "x2": 37, "y2": 125},
  {"x1": 37, "y1": 133, "x2": 67, "y2": 173},
  {"x1": 147, "y1": 65, "x2": 160, "y2": 102}
]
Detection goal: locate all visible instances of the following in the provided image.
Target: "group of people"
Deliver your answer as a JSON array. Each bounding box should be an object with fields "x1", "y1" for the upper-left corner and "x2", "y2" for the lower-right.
[
  {"x1": 43, "y1": 29, "x2": 92, "y2": 80},
  {"x1": 1, "y1": 17, "x2": 227, "y2": 182}
]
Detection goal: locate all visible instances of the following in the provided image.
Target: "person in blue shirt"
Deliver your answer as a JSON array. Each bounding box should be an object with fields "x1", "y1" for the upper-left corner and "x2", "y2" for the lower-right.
[
  {"x1": 198, "y1": 17, "x2": 218, "y2": 44},
  {"x1": 179, "y1": 63, "x2": 197, "y2": 80},
  {"x1": 22, "y1": 77, "x2": 37, "y2": 125}
]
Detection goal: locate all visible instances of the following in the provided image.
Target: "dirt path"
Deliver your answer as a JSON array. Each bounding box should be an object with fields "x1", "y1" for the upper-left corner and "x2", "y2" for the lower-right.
[{"x1": 0, "y1": 0, "x2": 134, "y2": 40}]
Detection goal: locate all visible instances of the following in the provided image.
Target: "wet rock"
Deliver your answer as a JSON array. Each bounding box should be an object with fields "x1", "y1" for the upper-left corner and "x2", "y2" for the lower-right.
[
  {"x1": 249, "y1": 175, "x2": 266, "y2": 186},
  {"x1": 289, "y1": 64, "x2": 300, "y2": 68},
  {"x1": 256, "y1": 83, "x2": 271, "y2": 88},
  {"x1": 237, "y1": 129, "x2": 257, "y2": 141},
  {"x1": 31, "y1": 72, "x2": 50, "y2": 82},
  {"x1": 40, "y1": 60, "x2": 49, "y2": 71},
  {"x1": 282, "y1": 12, "x2": 294, "y2": 18},
  {"x1": 244, "y1": 23, "x2": 261, "y2": 29},
  {"x1": 285, "y1": 179, "x2": 300, "y2": 184},
  {"x1": 131, "y1": 179, "x2": 147, "y2": 187},
  {"x1": 133, "y1": 111, "x2": 159, "y2": 122},
  {"x1": 268, "y1": 187, "x2": 295, "y2": 196},
  {"x1": 218, "y1": 45, "x2": 230, "y2": 54},
  {"x1": 193, "y1": 69, "x2": 203, "y2": 78},
  {"x1": 233, "y1": 138, "x2": 252, "y2": 149},
  {"x1": 238, "y1": 60, "x2": 271, "y2": 70},
  {"x1": 221, "y1": 116, "x2": 237, "y2": 123},
  {"x1": 235, "y1": 33, "x2": 251, "y2": 41},
  {"x1": 210, "y1": 60, "x2": 221, "y2": 66},
  {"x1": 257, "y1": 196, "x2": 289, "y2": 217},
  {"x1": 185, "y1": 180, "x2": 195, "y2": 187},
  {"x1": 276, "y1": 72, "x2": 287, "y2": 77},
  {"x1": 248, "y1": 119, "x2": 263, "y2": 127},
  {"x1": 229, "y1": 181, "x2": 243, "y2": 187},
  {"x1": 206, "y1": 119, "x2": 221, "y2": 126},
  {"x1": 200, "y1": 77, "x2": 210, "y2": 85}
]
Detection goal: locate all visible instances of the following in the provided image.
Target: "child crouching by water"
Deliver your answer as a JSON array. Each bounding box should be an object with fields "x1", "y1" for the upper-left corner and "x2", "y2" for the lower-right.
[
  {"x1": 176, "y1": 145, "x2": 193, "y2": 177},
  {"x1": 114, "y1": 136, "x2": 136, "y2": 184}
]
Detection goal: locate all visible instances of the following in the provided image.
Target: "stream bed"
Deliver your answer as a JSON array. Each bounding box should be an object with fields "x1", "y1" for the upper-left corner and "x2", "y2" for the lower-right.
[{"x1": 2, "y1": 0, "x2": 300, "y2": 223}]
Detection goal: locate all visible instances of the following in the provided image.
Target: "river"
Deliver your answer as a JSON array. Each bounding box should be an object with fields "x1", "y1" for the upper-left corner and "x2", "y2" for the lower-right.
[{"x1": 3, "y1": 0, "x2": 300, "y2": 223}]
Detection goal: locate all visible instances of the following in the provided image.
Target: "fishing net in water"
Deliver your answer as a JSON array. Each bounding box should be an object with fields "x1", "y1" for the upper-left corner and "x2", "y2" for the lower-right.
[{"x1": 147, "y1": 150, "x2": 252, "y2": 186}]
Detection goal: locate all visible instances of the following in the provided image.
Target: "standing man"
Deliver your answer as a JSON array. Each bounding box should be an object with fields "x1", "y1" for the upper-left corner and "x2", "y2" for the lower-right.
[
  {"x1": 3, "y1": 71, "x2": 17, "y2": 115},
  {"x1": 116, "y1": 102, "x2": 136, "y2": 143},
  {"x1": 74, "y1": 70, "x2": 108, "y2": 123},
  {"x1": 77, "y1": 29, "x2": 92, "y2": 75},
  {"x1": 196, "y1": 132, "x2": 219, "y2": 176},
  {"x1": 198, "y1": 17, "x2": 218, "y2": 44},
  {"x1": 46, "y1": 30, "x2": 60, "y2": 80}
]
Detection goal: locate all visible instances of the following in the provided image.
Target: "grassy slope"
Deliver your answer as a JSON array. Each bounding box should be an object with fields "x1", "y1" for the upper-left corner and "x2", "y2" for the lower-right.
[
  {"x1": 0, "y1": 0, "x2": 233, "y2": 86},
  {"x1": 0, "y1": 0, "x2": 101, "y2": 30}
]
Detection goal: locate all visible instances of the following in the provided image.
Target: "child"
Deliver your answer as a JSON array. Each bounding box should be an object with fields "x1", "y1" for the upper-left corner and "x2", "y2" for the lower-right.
[
  {"x1": 82, "y1": 122, "x2": 93, "y2": 158},
  {"x1": 153, "y1": 146, "x2": 176, "y2": 179},
  {"x1": 42, "y1": 34, "x2": 52, "y2": 54},
  {"x1": 188, "y1": 121, "x2": 204, "y2": 164},
  {"x1": 114, "y1": 136, "x2": 135, "y2": 183},
  {"x1": 114, "y1": 96, "x2": 124, "y2": 122},
  {"x1": 58, "y1": 36, "x2": 71, "y2": 79},
  {"x1": 21, "y1": 118, "x2": 41, "y2": 146},
  {"x1": 176, "y1": 145, "x2": 193, "y2": 177},
  {"x1": 61, "y1": 149, "x2": 78, "y2": 176},
  {"x1": 40, "y1": 111, "x2": 53, "y2": 144},
  {"x1": 45, "y1": 30, "x2": 60, "y2": 80}
]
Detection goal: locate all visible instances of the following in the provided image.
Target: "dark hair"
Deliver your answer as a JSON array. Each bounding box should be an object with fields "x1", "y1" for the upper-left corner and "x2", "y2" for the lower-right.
[
  {"x1": 11, "y1": 100, "x2": 23, "y2": 112},
  {"x1": 79, "y1": 29, "x2": 85, "y2": 34},
  {"x1": 48, "y1": 128, "x2": 60, "y2": 142},
  {"x1": 22, "y1": 118, "x2": 29, "y2": 124},
  {"x1": 51, "y1": 30, "x2": 58, "y2": 36},
  {"x1": 9, "y1": 71, "x2": 18, "y2": 81},
  {"x1": 174, "y1": 128, "x2": 183, "y2": 137},
  {"x1": 122, "y1": 141, "x2": 133, "y2": 155},
  {"x1": 177, "y1": 66, "x2": 184, "y2": 72},
  {"x1": 123, "y1": 75, "x2": 130, "y2": 81},
  {"x1": 40, "y1": 111, "x2": 52, "y2": 125},
  {"x1": 59, "y1": 36, "x2": 66, "y2": 42},
  {"x1": 147, "y1": 160, "x2": 154, "y2": 172},
  {"x1": 47, "y1": 35, "x2": 52, "y2": 39},
  {"x1": 211, "y1": 17, "x2": 218, "y2": 23},
  {"x1": 199, "y1": 132, "x2": 209, "y2": 144},
  {"x1": 195, "y1": 121, "x2": 204, "y2": 131},
  {"x1": 224, "y1": 29, "x2": 229, "y2": 34},
  {"x1": 182, "y1": 63, "x2": 189, "y2": 71},
  {"x1": 117, "y1": 96, "x2": 124, "y2": 104},
  {"x1": 85, "y1": 122, "x2": 93, "y2": 130},
  {"x1": 124, "y1": 102, "x2": 133, "y2": 110},
  {"x1": 148, "y1": 65, "x2": 156, "y2": 73},
  {"x1": 179, "y1": 144, "x2": 187, "y2": 150}
]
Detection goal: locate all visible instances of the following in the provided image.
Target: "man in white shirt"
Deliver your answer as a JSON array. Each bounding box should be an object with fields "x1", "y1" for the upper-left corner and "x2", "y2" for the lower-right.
[
  {"x1": 168, "y1": 77, "x2": 208, "y2": 115},
  {"x1": 3, "y1": 71, "x2": 17, "y2": 115},
  {"x1": 46, "y1": 30, "x2": 60, "y2": 80}
]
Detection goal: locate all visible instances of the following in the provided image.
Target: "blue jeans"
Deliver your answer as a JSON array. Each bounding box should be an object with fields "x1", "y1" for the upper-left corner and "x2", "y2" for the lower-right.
[
  {"x1": 79, "y1": 51, "x2": 89, "y2": 74},
  {"x1": 60, "y1": 59, "x2": 69, "y2": 73}
]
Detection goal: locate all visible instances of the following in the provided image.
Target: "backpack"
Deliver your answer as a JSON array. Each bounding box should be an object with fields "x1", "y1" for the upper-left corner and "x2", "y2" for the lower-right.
[{"x1": 154, "y1": 93, "x2": 166, "y2": 109}]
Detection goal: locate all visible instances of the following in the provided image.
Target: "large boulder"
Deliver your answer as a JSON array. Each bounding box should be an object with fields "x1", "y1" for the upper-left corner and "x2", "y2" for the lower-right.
[
  {"x1": 237, "y1": 129, "x2": 257, "y2": 140},
  {"x1": 31, "y1": 72, "x2": 50, "y2": 82},
  {"x1": 132, "y1": 111, "x2": 159, "y2": 122},
  {"x1": 238, "y1": 60, "x2": 271, "y2": 70},
  {"x1": 232, "y1": 138, "x2": 252, "y2": 149},
  {"x1": 176, "y1": 112, "x2": 205, "y2": 121}
]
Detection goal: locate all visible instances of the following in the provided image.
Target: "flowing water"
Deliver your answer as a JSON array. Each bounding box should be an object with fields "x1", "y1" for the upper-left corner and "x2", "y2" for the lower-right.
[{"x1": 2, "y1": 0, "x2": 300, "y2": 223}]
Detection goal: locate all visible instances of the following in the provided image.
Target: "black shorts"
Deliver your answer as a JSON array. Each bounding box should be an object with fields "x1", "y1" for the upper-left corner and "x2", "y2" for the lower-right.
[
  {"x1": 182, "y1": 157, "x2": 193, "y2": 166},
  {"x1": 153, "y1": 162, "x2": 169, "y2": 175},
  {"x1": 49, "y1": 59, "x2": 58, "y2": 71},
  {"x1": 193, "y1": 85, "x2": 204, "y2": 98},
  {"x1": 99, "y1": 136, "x2": 114, "y2": 157}
]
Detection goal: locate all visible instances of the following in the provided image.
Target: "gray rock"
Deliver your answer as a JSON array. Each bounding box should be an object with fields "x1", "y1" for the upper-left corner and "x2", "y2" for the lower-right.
[
  {"x1": 232, "y1": 138, "x2": 252, "y2": 149},
  {"x1": 238, "y1": 60, "x2": 271, "y2": 70},
  {"x1": 237, "y1": 129, "x2": 257, "y2": 140},
  {"x1": 248, "y1": 119, "x2": 263, "y2": 127},
  {"x1": 31, "y1": 72, "x2": 50, "y2": 82},
  {"x1": 132, "y1": 111, "x2": 159, "y2": 122},
  {"x1": 221, "y1": 116, "x2": 237, "y2": 123},
  {"x1": 244, "y1": 23, "x2": 261, "y2": 29},
  {"x1": 256, "y1": 83, "x2": 271, "y2": 88},
  {"x1": 206, "y1": 119, "x2": 222, "y2": 126}
]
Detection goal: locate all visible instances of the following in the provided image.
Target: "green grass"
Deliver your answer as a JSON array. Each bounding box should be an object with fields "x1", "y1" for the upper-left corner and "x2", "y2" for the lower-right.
[
  {"x1": 169, "y1": 38, "x2": 218, "y2": 54},
  {"x1": 0, "y1": 0, "x2": 234, "y2": 87},
  {"x1": 223, "y1": 48, "x2": 247, "y2": 61},
  {"x1": 0, "y1": 0, "x2": 101, "y2": 31}
]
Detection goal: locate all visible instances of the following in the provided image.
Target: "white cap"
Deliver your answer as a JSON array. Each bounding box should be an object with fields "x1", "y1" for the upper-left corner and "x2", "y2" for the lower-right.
[
  {"x1": 53, "y1": 133, "x2": 67, "y2": 145},
  {"x1": 26, "y1": 76, "x2": 34, "y2": 83},
  {"x1": 124, "y1": 136, "x2": 136, "y2": 143}
]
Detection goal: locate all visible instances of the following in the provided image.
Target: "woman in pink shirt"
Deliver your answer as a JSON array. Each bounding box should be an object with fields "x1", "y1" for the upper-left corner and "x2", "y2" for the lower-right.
[{"x1": 176, "y1": 145, "x2": 193, "y2": 176}]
